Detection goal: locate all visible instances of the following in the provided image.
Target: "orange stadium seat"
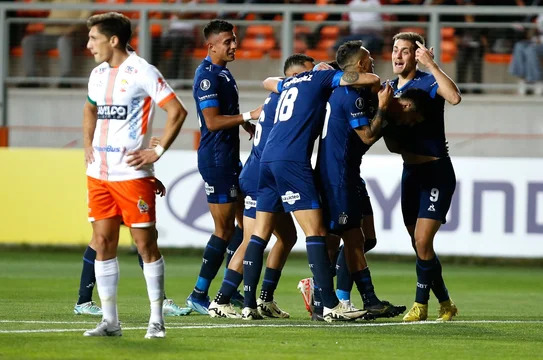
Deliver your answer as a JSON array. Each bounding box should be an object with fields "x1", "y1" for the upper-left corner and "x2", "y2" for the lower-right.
[
  {"x1": 16, "y1": 0, "x2": 49, "y2": 18},
  {"x1": 303, "y1": 0, "x2": 329, "y2": 22},
  {"x1": 240, "y1": 25, "x2": 276, "y2": 53},
  {"x1": 484, "y1": 53, "x2": 513, "y2": 64},
  {"x1": 315, "y1": 25, "x2": 339, "y2": 52}
]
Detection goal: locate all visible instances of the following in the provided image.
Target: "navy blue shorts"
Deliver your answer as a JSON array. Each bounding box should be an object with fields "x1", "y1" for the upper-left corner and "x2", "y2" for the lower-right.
[
  {"x1": 239, "y1": 155, "x2": 259, "y2": 218},
  {"x1": 321, "y1": 177, "x2": 373, "y2": 234},
  {"x1": 401, "y1": 157, "x2": 456, "y2": 226},
  {"x1": 257, "y1": 160, "x2": 321, "y2": 213},
  {"x1": 199, "y1": 162, "x2": 242, "y2": 204}
]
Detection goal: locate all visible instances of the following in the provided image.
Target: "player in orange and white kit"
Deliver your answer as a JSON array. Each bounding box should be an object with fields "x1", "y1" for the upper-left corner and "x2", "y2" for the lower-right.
[{"x1": 82, "y1": 12, "x2": 187, "y2": 339}]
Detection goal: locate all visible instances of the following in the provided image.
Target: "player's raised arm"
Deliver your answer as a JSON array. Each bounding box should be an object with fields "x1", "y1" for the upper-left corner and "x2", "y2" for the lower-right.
[
  {"x1": 263, "y1": 77, "x2": 283, "y2": 93},
  {"x1": 82, "y1": 99, "x2": 97, "y2": 165},
  {"x1": 415, "y1": 40, "x2": 461, "y2": 105}
]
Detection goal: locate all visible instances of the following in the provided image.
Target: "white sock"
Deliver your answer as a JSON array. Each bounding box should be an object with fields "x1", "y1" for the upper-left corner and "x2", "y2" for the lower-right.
[
  {"x1": 518, "y1": 80, "x2": 527, "y2": 95},
  {"x1": 535, "y1": 82, "x2": 543, "y2": 96},
  {"x1": 143, "y1": 256, "x2": 165, "y2": 325},
  {"x1": 95, "y1": 258, "x2": 119, "y2": 326}
]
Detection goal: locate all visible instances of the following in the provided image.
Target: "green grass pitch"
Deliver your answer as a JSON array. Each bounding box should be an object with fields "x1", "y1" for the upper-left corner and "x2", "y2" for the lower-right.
[{"x1": 0, "y1": 248, "x2": 542, "y2": 359}]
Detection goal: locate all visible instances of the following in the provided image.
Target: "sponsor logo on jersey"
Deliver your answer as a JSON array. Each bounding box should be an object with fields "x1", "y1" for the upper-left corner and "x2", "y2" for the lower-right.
[
  {"x1": 137, "y1": 197, "x2": 149, "y2": 214},
  {"x1": 198, "y1": 94, "x2": 218, "y2": 101},
  {"x1": 428, "y1": 204, "x2": 436, "y2": 212},
  {"x1": 355, "y1": 97, "x2": 364, "y2": 109},
  {"x1": 93, "y1": 145, "x2": 121, "y2": 153},
  {"x1": 200, "y1": 79, "x2": 211, "y2": 91},
  {"x1": 157, "y1": 77, "x2": 167, "y2": 92},
  {"x1": 338, "y1": 212, "x2": 348, "y2": 225},
  {"x1": 204, "y1": 182, "x2": 215, "y2": 195},
  {"x1": 97, "y1": 105, "x2": 128, "y2": 120},
  {"x1": 281, "y1": 191, "x2": 301, "y2": 205},
  {"x1": 125, "y1": 65, "x2": 134, "y2": 74},
  {"x1": 244, "y1": 195, "x2": 257, "y2": 210}
]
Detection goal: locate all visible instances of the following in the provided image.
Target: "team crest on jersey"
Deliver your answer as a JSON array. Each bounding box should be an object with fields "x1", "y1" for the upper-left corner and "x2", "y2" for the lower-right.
[
  {"x1": 229, "y1": 185, "x2": 238, "y2": 198},
  {"x1": 200, "y1": 79, "x2": 211, "y2": 91},
  {"x1": 355, "y1": 97, "x2": 364, "y2": 110},
  {"x1": 281, "y1": 191, "x2": 301, "y2": 205},
  {"x1": 338, "y1": 212, "x2": 348, "y2": 225},
  {"x1": 244, "y1": 195, "x2": 256, "y2": 210},
  {"x1": 120, "y1": 79, "x2": 128, "y2": 92},
  {"x1": 125, "y1": 66, "x2": 134, "y2": 74},
  {"x1": 137, "y1": 197, "x2": 149, "y2": 214},
  {"x1": 204, "y1": 182, "x2": 215, "y2": 195}
]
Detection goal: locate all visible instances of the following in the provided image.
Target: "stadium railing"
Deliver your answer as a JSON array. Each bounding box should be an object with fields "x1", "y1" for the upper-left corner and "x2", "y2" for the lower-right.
[{"x1": 1, "y1": 3, "x2": 542, "y2": 131}]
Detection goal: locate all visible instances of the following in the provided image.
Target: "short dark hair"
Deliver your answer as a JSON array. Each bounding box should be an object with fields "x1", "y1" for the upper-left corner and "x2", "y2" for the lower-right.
[
  {"x1": 283, "y1": 54, "x2": 314, "y2": 75},
  {"x1": 203, "y1": 19, "x2": 234, "y2": 40},
  {"x1": 336, "y1": 40, "x2": 364, "y2": 70},
  {"x1": 392, "y1": 32, "x2": 425, "y2": 50},
  {"x1": 87, "y1": 12, "x2": 132, "y2": 49}
]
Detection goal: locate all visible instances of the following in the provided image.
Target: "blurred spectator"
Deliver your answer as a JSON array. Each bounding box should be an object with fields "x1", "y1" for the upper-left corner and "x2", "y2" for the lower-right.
[
  {"x1": 455, "y1": 0, "x2": 488, "y2": 94},
  {"x1": 21, "y1": 0, "x2": 91, "y2": 87},
  {"x1": 153, "y1": 0, "x2": 197, "y2": 84},
  {"x1": 333, "y1": 0, "x2": 384, "y2": 55},
  {"x1": 509, "y1": 14, "x2": 543, "y2": 95},
  {"x1": 477, "y1": 0, "x2": 526, "y2": 54}
]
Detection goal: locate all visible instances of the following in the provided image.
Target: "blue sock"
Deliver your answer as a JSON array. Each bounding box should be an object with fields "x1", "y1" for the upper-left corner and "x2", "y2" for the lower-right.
[
  {"x1": 415, "y1": 257, "x2": 435, "y2": 304},
  {"x1": 215, "y1": 269, "x2": 243, "y2": 305},
  {"x1": 243, "y1": 235, "x2": 267, "y2": 308},
  {"x1": 306, "y1": 236, "x2": 338, "y2": 309},
  {"x1": 223, "y1": 225, "x2": 243, "y2": 280},
  {"x1": 364, "y1": 238, "x2": 377, "y2": 253},
  {"x1": 77, "y1": 246, "x2": 96, "y2": 304},
  {"x1": 313, "y1": 280, "x2": 323, "y2": 315},
  {"x1": 430, "y1": 256, "x2": 450, "y2": 302},
  {"x1": 335, "y1": 245, "x2": 353, "y2": 301},
  {"x1": 353, "y1": 267, "x2": 380, "y2": 307},
  {"x1": 191, "y1": 235, "x2": 227, "y2": 299},
  {"x1": 225, "y1": 225, "x2": 243, "y2": 268},
  {"x1": 260, "y1": 267, "x2": 282, "y2": 302}
]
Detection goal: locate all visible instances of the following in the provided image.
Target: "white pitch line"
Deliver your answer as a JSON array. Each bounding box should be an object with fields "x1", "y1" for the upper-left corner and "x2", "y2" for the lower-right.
[
  {"x1": 0, "y1": 320, "x2": 96, "y2": 324},
  {"x1": 0, "y1": 320, "x2": 542, "y2": 334}
]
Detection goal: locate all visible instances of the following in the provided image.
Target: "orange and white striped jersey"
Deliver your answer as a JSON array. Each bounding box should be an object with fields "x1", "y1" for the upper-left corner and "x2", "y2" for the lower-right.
[{"x1": 86, "y1": 53, "x2": 176, "y2": 181}]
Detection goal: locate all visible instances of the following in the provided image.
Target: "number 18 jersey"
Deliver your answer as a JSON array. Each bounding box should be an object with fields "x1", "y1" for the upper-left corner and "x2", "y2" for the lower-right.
[{"x1": 260, "y1": 70, "x2": 343, "y2": 163}]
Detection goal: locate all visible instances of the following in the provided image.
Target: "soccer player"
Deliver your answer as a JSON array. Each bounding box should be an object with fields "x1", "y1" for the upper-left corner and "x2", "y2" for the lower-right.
[
  {"x1": 208, "y1": 54, "x2": 315, "y2": 320},
  {"x1": 241, "y1": 56, "x2": 381, "y2": 323},
  {"x1": 74, "y1": 177, "x2": 191, "y2": 317},
  {"x1": 314, "y1": 42, "x2": 405, "y2": 320},
  {"x1": 187, "y1": 19, "x2": 261, "y2": 315},
  {"x1": 383, "y1": 32, "x2": 461, "y2": 322},
  {"x1": 82, "y1": 12, "x2": 187, "y2": 338}
]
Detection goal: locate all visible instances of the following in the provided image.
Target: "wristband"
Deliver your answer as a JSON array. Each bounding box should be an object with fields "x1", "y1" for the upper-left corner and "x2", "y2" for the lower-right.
[
  {"x1": 154, "y1": 144, "x2": 165, "y2": 157},
  {"x1": 242, "y1": 112, "x2": 252, "y2": 122}
]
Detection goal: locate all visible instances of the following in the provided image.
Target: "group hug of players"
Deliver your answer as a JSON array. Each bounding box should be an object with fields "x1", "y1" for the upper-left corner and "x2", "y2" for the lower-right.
[{"x1": 79, "y1": 14, "x2": 460, "y2": 338}]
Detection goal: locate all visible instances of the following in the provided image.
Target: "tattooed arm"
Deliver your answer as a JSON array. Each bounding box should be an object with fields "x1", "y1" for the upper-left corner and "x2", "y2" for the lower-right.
[{"x1": 340, "y1": 71, "x2": 381, "y2": 91}]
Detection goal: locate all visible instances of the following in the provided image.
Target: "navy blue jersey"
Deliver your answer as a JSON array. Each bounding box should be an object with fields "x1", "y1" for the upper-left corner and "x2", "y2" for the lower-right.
[
  {"x1": 317, "y1": 86, "x2": 377, "y2": 187},
  {"x1": 260, "y1": 70, "x2": 343, "y2": 163},
  {"x1": 193, "y1": 56, "x2": 240, "y2": 170},
  {"x1": 386, "y1": 70, "x2": 448, "y2": 157},
  {"x1": 252, "y1": 92, "x2": 280, "y2": 160}
]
